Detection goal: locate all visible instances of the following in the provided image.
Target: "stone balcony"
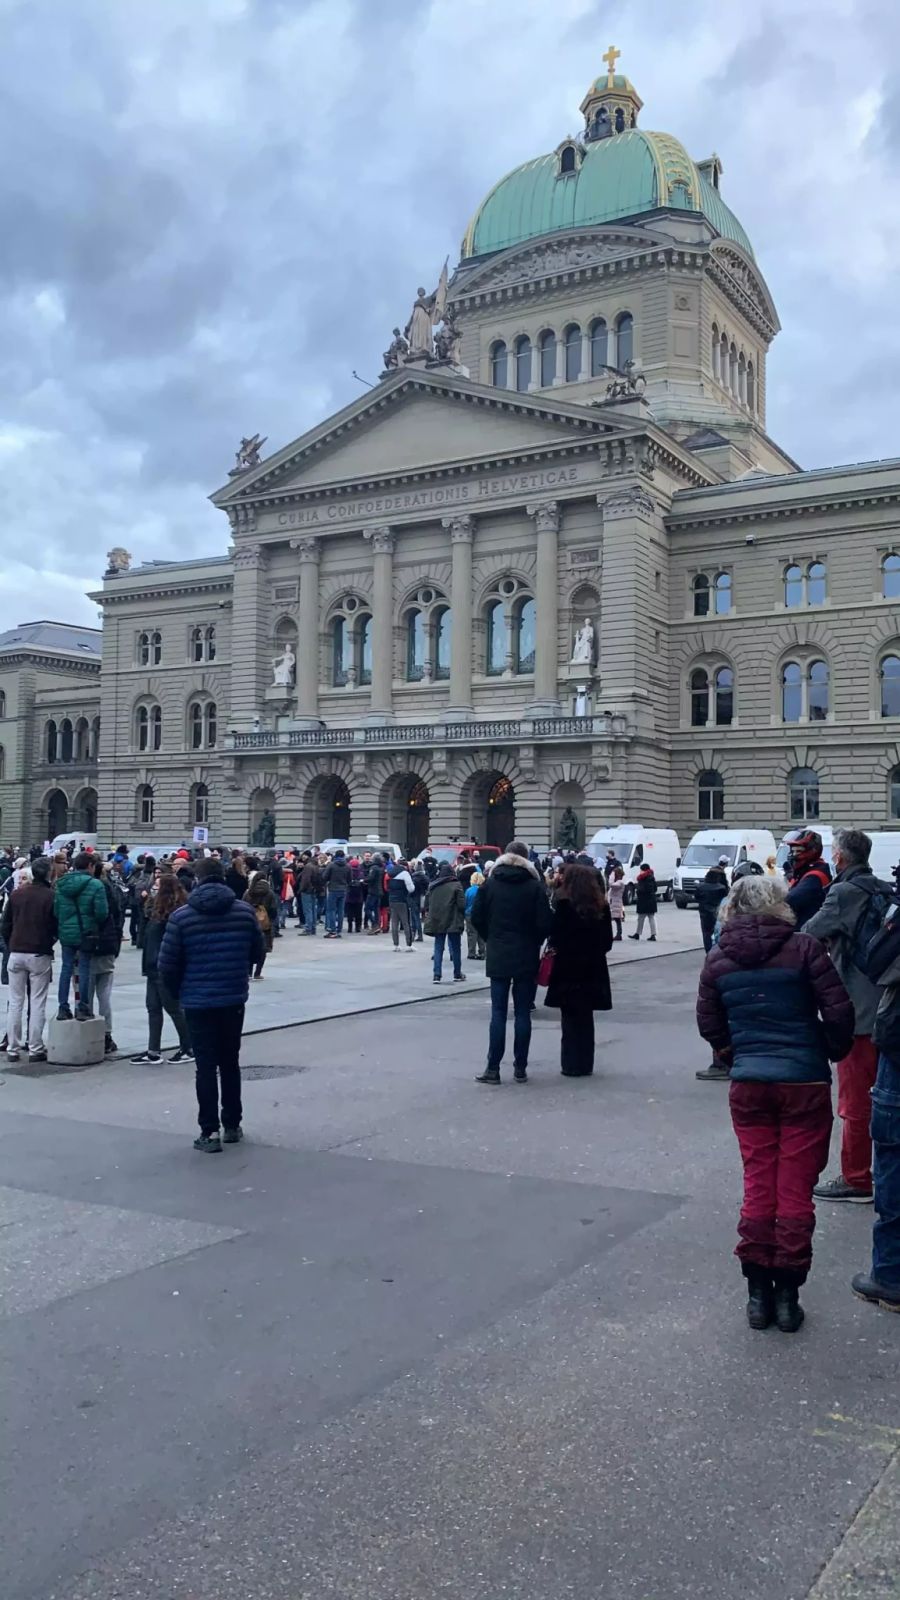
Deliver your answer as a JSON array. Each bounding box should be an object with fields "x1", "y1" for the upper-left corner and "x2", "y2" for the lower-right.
[{"x1": 224, "y1": 713, "x2": 628, "y2": 754}]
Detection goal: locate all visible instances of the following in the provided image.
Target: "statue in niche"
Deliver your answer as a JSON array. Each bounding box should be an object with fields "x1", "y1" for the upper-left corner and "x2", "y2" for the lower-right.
[
  {"x1": 272, "y1": 644, "x2": 296, "y2": 687},
  {"x1": 571, "y1": 617, "x2": 595, "y2": 666},
  {"x1": 557, "y1": 806, "x2": 581, "y2": 851},
  {"x1": 252, "y1": 809, "x2": 276, "y2": 848}
]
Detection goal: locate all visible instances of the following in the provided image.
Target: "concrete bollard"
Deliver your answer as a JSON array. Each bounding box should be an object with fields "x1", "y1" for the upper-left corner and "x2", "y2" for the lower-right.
[{"x1": 46, "y1": 1017, "x2": 106, "y2": 1066}]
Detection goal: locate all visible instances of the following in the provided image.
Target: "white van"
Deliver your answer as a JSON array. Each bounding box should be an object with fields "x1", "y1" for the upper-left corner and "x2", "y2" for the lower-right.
[
  {"x1": 319, "y1": 836, "x2": 402, "y2": 862},
  {"x1": 585, "y1": 826, "x2": 681, "y2": 904},
  {"x1": 674, "y1": 828, "x2": 777, "y2": 907},
  {"x1": 48, "y1": 832, "x2": 98, "y2": 855}
]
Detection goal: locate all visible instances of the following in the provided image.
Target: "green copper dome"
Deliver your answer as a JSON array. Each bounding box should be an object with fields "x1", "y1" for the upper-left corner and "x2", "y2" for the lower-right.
[{"x1": 461, "y1": 127, "x2": 754, "y2": 262}]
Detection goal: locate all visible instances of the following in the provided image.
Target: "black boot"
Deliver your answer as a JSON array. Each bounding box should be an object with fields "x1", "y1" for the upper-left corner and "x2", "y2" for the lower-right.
[
  {"x1": 475, "y1": 1066, "x2": 501, "y2": 1085},
  {"x1": 773, "y1": 1270, "x2": 805, "y2": 1333},
  {"x1": 744, "y1": 1267, "x2": 775, "y2": 1330}
]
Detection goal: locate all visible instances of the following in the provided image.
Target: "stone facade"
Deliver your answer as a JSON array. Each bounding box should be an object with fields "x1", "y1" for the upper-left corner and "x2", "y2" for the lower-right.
[{"x1": 0, "y1": 622, "x2": 101, "y2": 847}]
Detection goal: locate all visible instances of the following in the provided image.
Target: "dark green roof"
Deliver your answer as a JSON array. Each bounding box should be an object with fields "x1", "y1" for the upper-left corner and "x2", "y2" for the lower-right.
[{"x1": 461, "y1": 128, "x2": 754, "y2": 261}]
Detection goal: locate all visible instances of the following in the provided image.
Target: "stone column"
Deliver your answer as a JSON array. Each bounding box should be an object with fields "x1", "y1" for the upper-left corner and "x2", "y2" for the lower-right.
[
  {"x1": 581, "y1": 328, "x2": 591, "y2": 381},
  {"x1": 229, "y1": 537, "x2": 268, "y2": 729},
  {"x1": 442, "y1": 513, "x2": 474, "y2": 720},
  {"x1": 530, "y1": 341, "x2": 541, "y2": 391},
  {"x1": 292, "y1": 536, "x2": 320, "y2": 726},
  {"x1": 554, "y1": 335, "x2": 566, "y2": 385},
  {"x1": 525, "y1": 499, "x2": 561, "y2": 717},
  {"x1": 363, "y1": 525, "x2": 395, "y2": 723}
]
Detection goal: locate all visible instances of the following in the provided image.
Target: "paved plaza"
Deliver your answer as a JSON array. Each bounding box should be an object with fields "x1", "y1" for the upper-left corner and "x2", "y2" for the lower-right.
[{"x1": 2, "y1": 937, "x2": 899, "y2": 1600}]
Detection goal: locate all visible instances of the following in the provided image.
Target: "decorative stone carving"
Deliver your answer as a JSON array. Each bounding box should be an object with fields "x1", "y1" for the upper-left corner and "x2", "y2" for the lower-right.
[
  {"x1": 433, "y1": 310, "x2": 463, "y2": 366},
  {"x1": 229, "y1": 503, "x2": 258, "y2": 534},
  {"x1": 404, "y1": 262, "x2": 448, "y2": 361},
  {"x1": 571, "y1": 618, "x2": 595, "y2": 665},
  {"x1": 232, "y1": 542, "x2": 263, "y2": 569},
  {"x1": 290, "y1": 536, "x2": 320, "y2": 561},
  {"x1": 230, "y1": 434, "x2": 267, "y2": 474},
  {"x1": 605, "y1": 358, "x2": 646, "y2": 399},
  {"x1": 272, "y1": 645, "x2": 296, "y2": 687},
  {"x1": 442, "y1": 513, "x2": 475, "y2": 543},
  {"x1": 251, "y1": 808, "x2": 276, "y2": 848},
  {"x1": 363, "y1": 527, "x2": 396, "y2": 555},
  {"x1": 382, "y1": 327, "x2": 410, "y2": 372},
  {"x1": 570, "y1": 547, "x2": 600, "y2": 568},
  {"x1": 599, "y1": 486, "x2": 656, "y2": 519},
  {"x1": 104, "y1": 547, "x2": 131, "y2": 576},
  {"x1": 557, "y1": 806, "x2": 580, "y2": 850},
  {"x1": 459, "y1": 233, "x2": 655, "y2": 295},
  {"x1": 526, "y1": 499, "x2": 560, "y2": 535},
  {"x1": 711, "y1": 246, "x2": 776, "y2": 331}
]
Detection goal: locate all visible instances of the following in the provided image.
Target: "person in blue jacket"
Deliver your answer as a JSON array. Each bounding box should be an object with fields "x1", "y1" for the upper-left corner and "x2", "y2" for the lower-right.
[
  {"x1": 465, "y1": 870, "x2": 486, "y2": 960},
  {"x1": 784, "y1": 828, "x2": 833, "y2": 929},
  {"x1": 158, "y1": 857, "x2": 264, "y2": 1153}
]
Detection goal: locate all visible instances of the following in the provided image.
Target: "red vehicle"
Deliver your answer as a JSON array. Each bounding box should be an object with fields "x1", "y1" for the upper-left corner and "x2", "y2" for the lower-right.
[{"x1": 425, "y1": 841, "x2": 500, "y2": 870}]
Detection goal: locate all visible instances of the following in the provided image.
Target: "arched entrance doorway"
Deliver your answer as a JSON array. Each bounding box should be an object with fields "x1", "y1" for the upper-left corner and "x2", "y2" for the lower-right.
[
  {"x1": 47, "y1": 789, "x2": 69, "y2": 839},
  {"x1": 380, "y1": 772, "x2": 430, "y2": 858},
  {"x1": 549, "y1": 780, "x2": 586, "y2": 852},
  {"x1": 463, "y1": 771, "x2": 516, "y2": 849},
  {"x1": 73, "y1": 786, "x2": 98, "y2": 833},
  {"x1": 307, "y1": 775, "x2": 351, "y2": 843},
  {"x1": 248, "y1": 787, "x2": 277, "y2": 847}
]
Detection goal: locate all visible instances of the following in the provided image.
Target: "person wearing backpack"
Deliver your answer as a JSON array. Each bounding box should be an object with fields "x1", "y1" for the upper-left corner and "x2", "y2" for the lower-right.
[
  {"x1": 805, "y1": 828, "x2": 887, "y2": 1204},
  {"x1": 243, "y1": 874, "x2": 278, "y2": 978}
]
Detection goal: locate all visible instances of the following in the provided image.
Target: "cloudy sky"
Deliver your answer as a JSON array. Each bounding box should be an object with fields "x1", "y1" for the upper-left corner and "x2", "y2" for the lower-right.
[{"x1": 2, "y1": 0, "x2": 897, "y2": 626}]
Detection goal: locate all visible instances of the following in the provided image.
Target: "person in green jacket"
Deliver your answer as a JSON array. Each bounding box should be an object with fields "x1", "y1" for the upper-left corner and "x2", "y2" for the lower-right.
[{"x1": 53, "y1": 852, "x2": 109, "y2": 1020}]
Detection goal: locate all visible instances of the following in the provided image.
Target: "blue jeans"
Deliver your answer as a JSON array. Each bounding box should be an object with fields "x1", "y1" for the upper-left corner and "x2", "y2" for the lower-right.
[
  {"x1": 325, "y1": 889, "x2": 346, "y2": 934},
  {"x1": 58, "y1": 946, "x2": 94, "y2": 1013},
  {"x1": 432, "y1": 931, "x2": 462, "y2": 978},
  {"x1": 872, "y1": 1052, "x2": 900, "y2": 1287},
  {"x1": 301, "y1": 892, "x2": 317, "y2": 933},
  {"x1": 488, "y1": 975, "x2": 536, "y2": 1070},
  {"x1": 364, "y1": 892, "x2": 380, "y2": 928}
]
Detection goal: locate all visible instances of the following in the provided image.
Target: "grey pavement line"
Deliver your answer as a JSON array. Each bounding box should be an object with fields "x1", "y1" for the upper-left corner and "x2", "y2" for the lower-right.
[
  {"x1": 806, "y1": 1449, "x2": 900, "y2": 1597},
  {"x1": 240, "y1": 940, "x2": 702, "y2": 1039}
]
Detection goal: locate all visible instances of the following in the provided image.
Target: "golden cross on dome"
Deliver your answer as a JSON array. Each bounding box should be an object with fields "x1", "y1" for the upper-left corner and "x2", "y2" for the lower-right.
[{"x1": 603, "y1": 44, "x2": 621, "y2": 82}]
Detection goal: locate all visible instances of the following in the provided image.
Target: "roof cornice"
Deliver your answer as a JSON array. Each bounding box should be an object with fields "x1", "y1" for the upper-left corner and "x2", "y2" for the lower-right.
[
  {"x1": 668, "y1": 482, "x2": 900, "y2": 531},
  {"x1": 89, "y1": 575, "x2": 234, "y2": 607},
  {"x1": 0, "y1": 649, "x2": 101, "y2": 674}
]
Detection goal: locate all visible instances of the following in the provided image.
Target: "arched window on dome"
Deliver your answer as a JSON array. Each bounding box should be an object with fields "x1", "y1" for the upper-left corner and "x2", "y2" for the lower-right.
[
  {"x1": 615, "y1": 312, "x2": 634, "y2": 371},
  {"x1": 590, "y1": 318, "x2": 608, "y2": 375},
  {"x1": 558, "y1": 143, "x2": 577, "y2": 175},
  {"x1": 729, "y1": 342, "x2": 738, "y2": 395},
  {"x1": 738, "y1": 352, "x2": 747, "y2": 403},
  {"x1": 539, "y1": 329, "x2": 556, "y2": 386},
  {"x1": 614, "y1": 107, "x2": 625, "y2": 133},
  {"x1": 712, "y1": 324, "x2": 720, "y2": 381},
  {"x1": 747, "y1": 360, "x2": 755, "y2": 412},
  {"x1": 514, "y1": 335, "x2": 531, "y2": 393},
  {"x1": 490, "y1": 340, "x2": 508, "y2": 388},
  {"x1": 564, "y1": 323, "x2": 581, "y2": 382},
  {"x1": 720, "y1": 331, "x2": 728, "y2": 385}
]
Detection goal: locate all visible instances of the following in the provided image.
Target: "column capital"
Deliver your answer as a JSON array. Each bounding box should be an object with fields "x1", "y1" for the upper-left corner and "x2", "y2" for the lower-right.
[
  {"x1": 597, "y1": 486, "x2": 655, "y2": 519},
  {"x1": 290, "y1": 535, "x2": 320, "y2": 561},
  {"x1": 362, "y1": 525, "x2": 395, "y2": 555},
  {"x1": 526, "y1": 499, "x2": 560, "y2": 535},
  {"x1": 232, "y1": 542, "x2": 264, "y2": 571},
  {"x1": 442, "y1": 513, "x2": 475, "y2": 544}
]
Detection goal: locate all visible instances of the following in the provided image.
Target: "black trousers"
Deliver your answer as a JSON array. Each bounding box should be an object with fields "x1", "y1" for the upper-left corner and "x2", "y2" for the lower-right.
[
  {"x1": 346, "y1": 902, "x2": 363, "y2": 932},
  {"x1": 146, "y1": 973, "x2": 191, "y2": 1053},
  {"x1": 560, "y1": 1008, "x2": 595, "y2": 1076},
  {"x1": 186, "y1": 1004, "x2": 245, "y2": 1135}
]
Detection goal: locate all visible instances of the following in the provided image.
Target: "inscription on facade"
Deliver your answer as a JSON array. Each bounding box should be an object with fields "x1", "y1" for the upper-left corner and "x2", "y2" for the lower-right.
[{"x1": 273, "y1": 464, "x2": 582, "y2": 530}]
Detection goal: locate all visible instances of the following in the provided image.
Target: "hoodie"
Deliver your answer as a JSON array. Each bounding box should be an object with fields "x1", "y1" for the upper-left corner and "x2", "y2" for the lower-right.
[
  {"x1": 697, "y1": 913, "x2": 854, "y2": 1083},
  {"x1": 158, "y1": 879, "x2": 265, "y2": 1009}
]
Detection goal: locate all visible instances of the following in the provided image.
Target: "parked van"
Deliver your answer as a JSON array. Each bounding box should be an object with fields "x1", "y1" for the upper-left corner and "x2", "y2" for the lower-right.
[
  {"x1": 319, "y1": 836, "x2": 403, "y2": 862},
  {"x1": 585, "y1": 826, "x2": 681, "y2": 904},
  {"x1": 48, "y1": 832, "x2": 98, "y2": 855},
  {"x1": 674, "y1": 828, "x2": 777, "y2": 907}
]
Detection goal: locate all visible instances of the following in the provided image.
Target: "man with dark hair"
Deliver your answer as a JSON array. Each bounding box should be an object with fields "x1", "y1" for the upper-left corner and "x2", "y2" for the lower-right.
[
  {"x1": 53, "y1": 850, "x2": 109, "y2": 1020},
  {"x1": 1, "y1": 857, "x2": 57, "y2": 1061},
  {"x1": 806, "y1": 828, "x2": 885, "y2": 1203},
  {"x1": 470, "y1": 839, "x2": 553, "y2": 1084},
  {"x1": 158, "y1": 856, "x2": 265, "y2": 1153}
]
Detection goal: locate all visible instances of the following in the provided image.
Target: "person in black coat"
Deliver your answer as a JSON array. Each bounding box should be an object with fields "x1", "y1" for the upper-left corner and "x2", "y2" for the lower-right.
[
  {"x1": 629, "y1": 863, "x2": 658, "y2": 941},
  {"x1": 470, "y1": 841, "x2": 553, "y2": 1083},
  {"x1": 545, "y1": 863, "x2": 613, "y2": 1076},
  {"x1": 696, "y1": 860, "x2": 730, "y2": 953}
]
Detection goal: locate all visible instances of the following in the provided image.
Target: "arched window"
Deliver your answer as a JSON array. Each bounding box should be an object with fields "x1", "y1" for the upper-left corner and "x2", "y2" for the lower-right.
[
  {"x1": 564, "y1": 323, "x2": 581, "y2": 382},
  {"x1": 698, "y1": 769, "x2": 724, "y2": 822},
  {"x1": 729, "y1": 342, "x2": 738, "y2": 394},
  {"x1": 486, "y1": 601, "x2": 505, "y2": 675},
  {"x1": 0, "y1": 745, "x2": 4, "y2": 780},
  {"x1": 881, "y1": 655, "x2": 900, "y2": 718},
  {"x1": 139, "y1": 784, "x2": 154, "y2": 825},
  {"x1": 60, "y1": 718, "x2": 73, "y2": 762},
  {"x1": 332, "y1": 616, "x2": 349, "y2": 686},
  {"x1": 616, "y1": 312, "x2": 634, "y2": 370},
  {"x1": 690, "y1": 668, "x2": 709, "y2": 726},
  {"x1": 435, "y1": 606, "x2": 451, "y2": 680},
  {"x1": 715, "y1": 666, "x2": 734, "y2": 725},
  {"x1": 90, "y1": 716, "x2": 100, "y2": 759},
  {"x1": 138, "y1": 631, "x2": 150, "y2": 667},
  {"x1": 539, "y1": 329, "x2": 556, "y2": 386},
  {"x1": 784, "y1": 564, "x2": 804, "y2": 608},
  {"x1": 692, "y1": 573, "x2": 710, "y2": 617},
  {"x1": 137, "y1": 704, "x2": 162, "y2": 751},
  {"x1": 74, "y1": 717, "x2": 89, "y2": 761},
  {"x1": 714, "y1": 572, "x2": 732, "y2": 614},
  {"x1": 808, "y1": 660, "x2": 829, "y2": 721},
  {"x1": 782, "y1": 662, "x2": 803, "y2": 722},
  {"x1": 191, "y1": 626, "x2": 204, "y2": 663},
  {"x1": 151, "y1": 705, "x2": 162, "y2": 749},
  {"x1": 807, "y1": 561, "x2": 827, "y2": 606},
  {"x1": 406, "y1": 610, "x2": 425, "y2": 681},
  {"x1": 559, "y1": 143, "x2": 576, "y2": 174},
  {"x1": 789, "y1": 767, "x2": 820, "y2": 821},
  {"x1": 890, "y1": 766, "x2": 900, "y2": 820},
  {"x1": 46, "y1": 720, "x2": 57, "y2": 764},
  {"x1": 151, "y1": 630, "x2": 162, "y2": 664},
  {"x1": 514, "y1": 599, "x2": 536, "y2": 673},
  {"x1": 357, "y1": 615, "x2": 372, "y2": 685},
  {"x1": 590, "y1": 318, "x2": 608, "y2": 374},
  {"x1": 514, "y1": 335, "x2": 531, "y2": 393},
  {"x1": 0, "y1": 689, "x2": 5, "y2": 717},
  {"x1": 189, "y1": 701, "x2": 216, "y2": 749},
  {"x1": 720, "y1": 331, "x2": 728, "y2": 380},
  {"x1": 190, "y1": 624, "x2": 216, "y2": 663},
  {"x1": 614, "y1": 107, "x2": 625, "y2": 133},
  {"x1": 490, "y1": 340, "x2": 508, "y2": 387},
  {"x1": 738, "y1": 352, "x2": 747, "y2": 403},
  {"x1": 191, "y1": 782, "x2": 210, "y2": 826},
  {"x1": 747, "y1": 361, "x2": 755, "y2": 412},
  {"x1": 712, "y1": 324, "x2": 720, "y2": 381},
  {"x1": 883, "y1": 554, "x2": 900, "y2": 599}
]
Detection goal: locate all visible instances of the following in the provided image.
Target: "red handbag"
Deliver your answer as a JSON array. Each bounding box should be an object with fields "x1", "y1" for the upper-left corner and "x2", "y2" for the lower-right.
[{"x1": 537, "y1": 946, "x2": 555, "y2": 987}]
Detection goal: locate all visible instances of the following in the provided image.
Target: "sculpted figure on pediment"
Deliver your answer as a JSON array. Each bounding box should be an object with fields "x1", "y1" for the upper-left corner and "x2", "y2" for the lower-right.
[{"x1": 463, "y1": 234, "x2": 653, "y2": 293}]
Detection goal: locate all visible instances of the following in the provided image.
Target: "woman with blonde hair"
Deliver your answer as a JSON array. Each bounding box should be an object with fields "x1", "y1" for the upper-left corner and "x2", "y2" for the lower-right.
[
  {"x1": 465, "y1": 869, "x2": 486, "y2": 960},
  {"x1": 697, "y1": 875, "x2": 854, "y2": 1333}
]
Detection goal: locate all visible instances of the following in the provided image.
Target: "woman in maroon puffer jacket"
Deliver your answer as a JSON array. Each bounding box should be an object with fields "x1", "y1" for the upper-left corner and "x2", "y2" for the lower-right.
[{"x1": 697, "y1": 874, "x2": 854, "y2": 1333}]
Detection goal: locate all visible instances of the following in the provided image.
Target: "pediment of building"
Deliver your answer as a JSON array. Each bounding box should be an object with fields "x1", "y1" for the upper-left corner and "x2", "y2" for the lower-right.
[
  {"x1": 709, "y1": 244, "x2": 780, "y2": 334},
  {"x1": 212, "y1": 370, "x2": 634, "y2": 506},
  {"x1": 453, "y1": 226, "x2": 667, "y2": 299}
]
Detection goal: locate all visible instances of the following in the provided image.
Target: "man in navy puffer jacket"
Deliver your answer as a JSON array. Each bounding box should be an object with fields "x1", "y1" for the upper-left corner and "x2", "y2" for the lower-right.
[{"x1": 159, "y1": 858, "x2": 264, "y2": 1152}]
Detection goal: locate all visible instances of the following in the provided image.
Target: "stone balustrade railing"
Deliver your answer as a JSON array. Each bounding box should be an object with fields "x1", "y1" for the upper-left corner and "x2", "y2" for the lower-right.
[{"x1": 225, "y1": 713, "x2": 627, "y2": 753}]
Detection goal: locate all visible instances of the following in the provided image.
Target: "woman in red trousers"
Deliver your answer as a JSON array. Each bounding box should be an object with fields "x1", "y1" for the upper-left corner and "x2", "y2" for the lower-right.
[{"x1": 697, "y1": 874, "x2": 854, "y2": 1332}]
